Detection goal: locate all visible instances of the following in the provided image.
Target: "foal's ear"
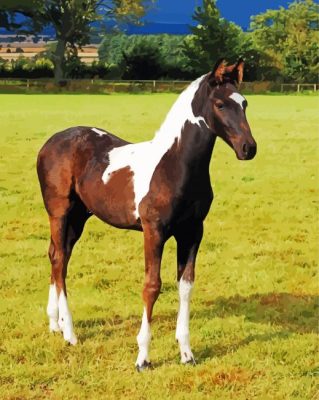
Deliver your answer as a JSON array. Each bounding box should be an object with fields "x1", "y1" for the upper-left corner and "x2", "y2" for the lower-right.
[
  {"x1": 226, "y1": 58, "x2": 244, "y2": 86},
  {"x1": 210, "y1": 58, "x2": 226, "y2": 84},
  {"x1": 236, "y1": 58, "x2": 244, "y2": 85}
]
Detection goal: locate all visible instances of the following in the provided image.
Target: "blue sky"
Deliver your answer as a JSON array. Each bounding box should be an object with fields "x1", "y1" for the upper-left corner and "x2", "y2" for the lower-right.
[
  {"x1": 1, "y1": 0, "x2": 317, "y2": 35},
  {"x1": 146, "y1": 0, "x2": 312, "y2": 29},
  {"x1": 125, "y1": 0, "x2": 298, "y2": 34}
]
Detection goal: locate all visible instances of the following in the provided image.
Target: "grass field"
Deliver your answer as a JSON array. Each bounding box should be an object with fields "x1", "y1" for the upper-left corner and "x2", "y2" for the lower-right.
[{"x1": 0, "y1": 93, "x2": 318, "y2": 400}]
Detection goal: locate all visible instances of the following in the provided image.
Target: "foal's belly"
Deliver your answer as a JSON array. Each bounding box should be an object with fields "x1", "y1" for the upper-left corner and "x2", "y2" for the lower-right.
[{"x1": 76, "y1": 163, "x2": 142, "y2": 231}]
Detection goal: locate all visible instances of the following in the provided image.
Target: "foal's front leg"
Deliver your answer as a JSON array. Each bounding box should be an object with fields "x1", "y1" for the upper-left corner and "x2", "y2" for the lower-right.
[
  {"x1": 136, "y1": 223, "x2": 164, "y2": 371},
  {"x1": 175, "y1": 222, "x2": 203, "y2": 364}
]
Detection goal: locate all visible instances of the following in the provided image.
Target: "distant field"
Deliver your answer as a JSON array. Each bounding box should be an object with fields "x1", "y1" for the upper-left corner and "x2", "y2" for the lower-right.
[{"x1": 0, "y1": 94, "x2": 318, "y2": 400}]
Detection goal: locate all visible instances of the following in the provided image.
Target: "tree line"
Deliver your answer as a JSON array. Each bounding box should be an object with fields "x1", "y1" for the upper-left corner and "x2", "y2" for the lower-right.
[{"x1": 0, "y1": 0, "x2": 318, "y2": 82}]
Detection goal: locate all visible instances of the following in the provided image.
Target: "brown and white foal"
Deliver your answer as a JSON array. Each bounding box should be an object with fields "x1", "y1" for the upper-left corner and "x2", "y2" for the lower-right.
[{"x1": 37, "y1": 59, "x2": 257, "y2": 370}]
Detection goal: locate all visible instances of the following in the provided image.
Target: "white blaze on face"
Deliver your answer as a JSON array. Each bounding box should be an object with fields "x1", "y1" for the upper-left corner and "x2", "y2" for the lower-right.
[
  {"x1": 136, "y1": 307, "x2": 151, "y2": 367},
  {"x1": 176, "y1": 279, "x2": 194, "y2": 363},
  {"x1": 102, "y1": 75, "x2": 209, "y2": 219},
  {"x1": 92, "y1": 127, "x2": 107, "y2": 136},
  {"x1": 58, "y1": 290, "x2": 77, "y2": 345},
  {"x1": 229, "y1": 92, "x2": 246, "y2": 109}
]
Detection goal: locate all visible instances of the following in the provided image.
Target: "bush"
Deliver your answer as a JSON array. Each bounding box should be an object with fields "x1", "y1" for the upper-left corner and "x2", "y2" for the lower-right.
[
  {"x1": 0, "y1": 57, "x2": 54, "y2": 78},
  {"x1": 0, "y1": 56, "x2": 112, "y2": 79},
  {"x1": 123, "y1": 42, "x2": 162, "y2": 79},
  {"x1": 65, "y1": 56, "x2": 110, "y2": 79}
]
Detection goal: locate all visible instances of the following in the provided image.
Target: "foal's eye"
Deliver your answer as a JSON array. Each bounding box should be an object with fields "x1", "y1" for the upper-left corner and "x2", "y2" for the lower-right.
[{"x1": 216, "y1": 102, "x2": 224, "y2": 111}]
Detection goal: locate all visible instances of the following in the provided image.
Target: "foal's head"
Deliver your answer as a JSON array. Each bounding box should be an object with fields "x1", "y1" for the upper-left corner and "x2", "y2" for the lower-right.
[{"x1": 197, "y1": 58, "x2": 257, "y2": 160}]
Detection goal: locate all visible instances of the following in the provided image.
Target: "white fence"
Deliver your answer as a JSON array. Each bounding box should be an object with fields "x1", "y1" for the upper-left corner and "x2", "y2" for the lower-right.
[
  {"x1": 0, "y1": 78, "x2": 317, "y2": 94},
  {"x1": 280, "y1": 83, "x2": 317, "y2": 92}
]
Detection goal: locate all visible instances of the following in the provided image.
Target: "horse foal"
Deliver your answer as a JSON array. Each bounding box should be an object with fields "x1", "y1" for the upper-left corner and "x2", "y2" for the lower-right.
[{"x1": 37, "y1": 58, "x2": 256, "y2": 370}]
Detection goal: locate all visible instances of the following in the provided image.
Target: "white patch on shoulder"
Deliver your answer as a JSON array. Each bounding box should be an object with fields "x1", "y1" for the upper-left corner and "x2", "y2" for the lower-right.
[
  {"x1": 102, "y1": 75, "x2": 208, "y2": 219},
  {"x1": 92, "y1": 127, "x2": 107, "y2": 136},
  {"x1": 229, "y1": 92, "x2": 246, "y2": 109}
]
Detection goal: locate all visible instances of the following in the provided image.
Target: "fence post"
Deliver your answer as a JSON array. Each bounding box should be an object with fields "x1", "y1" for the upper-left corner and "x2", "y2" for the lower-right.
[
  {"x1": 297, "y1": 84, "x2": 300, "y2": 93},
  {"x1": 27, "y1": 79, "x2": 30, "y2": 90},
  {"x1": 153, "y1": 80, "x2": 156, "y2": 92},
  {"x1": 314, "y1": 84, "x2": 317, "y2": 92}
]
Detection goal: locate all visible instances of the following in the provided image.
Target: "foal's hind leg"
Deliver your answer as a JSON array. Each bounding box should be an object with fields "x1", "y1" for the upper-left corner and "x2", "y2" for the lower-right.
[
  {"x1": 47, "y1": 198, "x2": 89, "y2": 344},
  {"x1": 175, "y1": 221, "x2": 203, "y2": 364},
  {"x1": 136, "y1": 222, "x2": 164, "y2": 371}
]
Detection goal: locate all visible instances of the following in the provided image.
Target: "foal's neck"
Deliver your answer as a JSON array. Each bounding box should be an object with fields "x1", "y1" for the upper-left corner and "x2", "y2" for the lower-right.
[
  {"x1": 152, "y1": 75, "x2": 207, "y2": 146},
  {"x1": 152, "y1": 75, "x2": 215, "y2": 171},
  {"x1": 179, "y1": 122, "x2": 216, "y2": 172}
]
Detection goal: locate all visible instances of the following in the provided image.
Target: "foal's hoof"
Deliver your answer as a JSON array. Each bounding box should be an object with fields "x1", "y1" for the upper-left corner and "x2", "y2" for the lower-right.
[
  {"x1": 64, "y1": 333, "x2": 78, "y2": 346},
  {"x1": 181, "y1": 353, "x2": 196, "y2": 366},
  {"x1": 184, "y1": 357, "x2": 196, "y2": 366},
  {"x1": 136, "y1": 360, "x2": 152, "y2": 372},
  {"x1": 49, "y1": 320, "x2": 61, "y2": 333}
]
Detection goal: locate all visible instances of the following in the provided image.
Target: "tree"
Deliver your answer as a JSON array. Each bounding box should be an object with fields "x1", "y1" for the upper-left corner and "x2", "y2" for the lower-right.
[
  {"x1": 250, "y1": 0, "x2": 319, "y2": 82},
  {"x1": 0, "y1": 10, "x2": 15, "y2": 30},
  {"x1": 183, "y1": 0, "x2": 250, "y2": 76},
  {"x1": 0, "y1": 0, "x2": 152, "y2": 81},
  {"x1": 159, "y1": 34, "x2": 194, "y2": 79},
  {"x1": 99, "y1": 33, "x2": 193, "y2": 79},
  {"x1": 123, "y1": 40, "x2": 162, "y2": 79}
]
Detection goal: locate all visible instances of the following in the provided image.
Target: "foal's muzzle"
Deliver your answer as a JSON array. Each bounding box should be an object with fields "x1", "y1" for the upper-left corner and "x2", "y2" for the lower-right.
[
  {"x1": 241, "y1": 142, "x2": 257, "y2": 160},
  {"x1": 234, "y1": 140, "x2": 257, "y2": 160}
]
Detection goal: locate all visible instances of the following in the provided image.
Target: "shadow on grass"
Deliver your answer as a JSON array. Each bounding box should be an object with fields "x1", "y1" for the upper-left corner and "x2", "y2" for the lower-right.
[
  {"x1": 75, "y1": 314, "x2": 142, "y2": 342},
  {"x1": 202, "y1": 292, "x2": 318, "y2": 334},
  {"x1": 74, "y1": 292, "x2": 318, "y2": 364},
  {"x1": 185, "y1": 292, "x2": 317, "y2": 364},
  {"x1": 196, "y1": 332, "x2": 291, "y2": 363}
]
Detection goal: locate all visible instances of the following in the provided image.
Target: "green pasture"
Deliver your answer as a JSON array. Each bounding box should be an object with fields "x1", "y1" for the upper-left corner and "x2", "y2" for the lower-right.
[{"x1": 0, "y1": 93, "x2": 318, "y2": 399}]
